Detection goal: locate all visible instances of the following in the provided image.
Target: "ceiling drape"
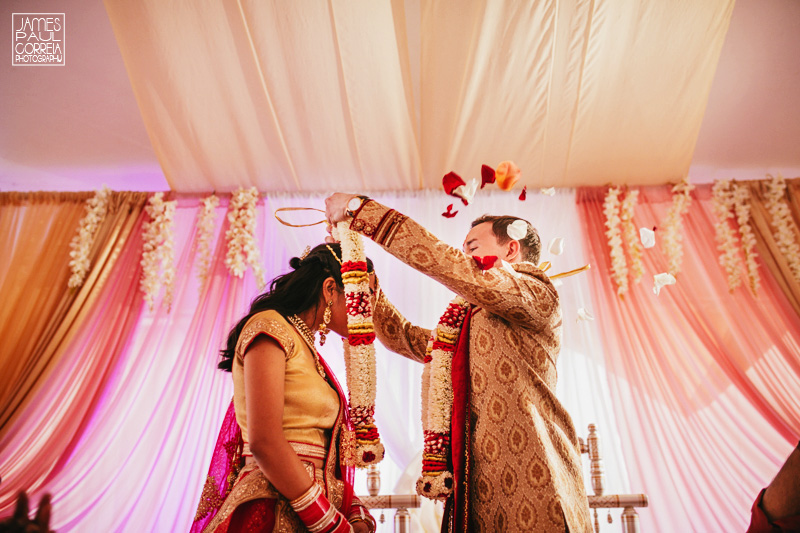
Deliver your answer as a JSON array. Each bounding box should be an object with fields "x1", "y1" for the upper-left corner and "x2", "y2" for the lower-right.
[{"x1": 103, "y1": 0, "x2": 734, "y2": 192}]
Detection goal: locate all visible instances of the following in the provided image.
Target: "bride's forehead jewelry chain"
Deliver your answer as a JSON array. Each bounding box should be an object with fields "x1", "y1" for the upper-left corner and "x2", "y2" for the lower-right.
[{"x1": 286, "y1": 314, "x2": 326, "y2": 378}]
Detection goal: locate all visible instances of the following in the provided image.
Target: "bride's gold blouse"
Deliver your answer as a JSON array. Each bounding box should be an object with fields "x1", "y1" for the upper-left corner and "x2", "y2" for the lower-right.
[{"x1": 232, "y1": 310, "x2": 339, "y2": 449}]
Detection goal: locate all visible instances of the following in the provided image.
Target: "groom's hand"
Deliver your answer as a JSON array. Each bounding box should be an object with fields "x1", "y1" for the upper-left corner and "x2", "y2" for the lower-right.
[{"x1": 325, "y1": 193, "x2": 358, "y2": 225}]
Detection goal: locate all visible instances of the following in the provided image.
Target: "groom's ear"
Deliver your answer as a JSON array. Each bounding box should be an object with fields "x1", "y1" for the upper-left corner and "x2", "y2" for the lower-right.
[{"x1": 506, "y1": 239, "x2": 521, "y2": 261}]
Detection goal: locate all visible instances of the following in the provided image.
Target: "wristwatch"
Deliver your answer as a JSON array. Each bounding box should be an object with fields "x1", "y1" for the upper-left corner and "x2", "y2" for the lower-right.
[{"x1": 345, "y1": 195, "x2": 370, "y2": 218}]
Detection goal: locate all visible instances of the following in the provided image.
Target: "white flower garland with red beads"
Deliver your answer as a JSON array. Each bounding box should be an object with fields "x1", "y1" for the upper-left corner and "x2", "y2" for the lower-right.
[
  {"x1": 336, "y1": 222, "x2": 384, "y2": 467},
  {"x1": 417, "y1": 296, "x2": 469, "y2": 500}
]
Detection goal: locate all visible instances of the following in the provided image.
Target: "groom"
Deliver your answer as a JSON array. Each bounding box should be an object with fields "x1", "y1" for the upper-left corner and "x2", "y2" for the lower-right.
[{"x1": 325, "y1": 194, "x2": 591, "y2": 533}]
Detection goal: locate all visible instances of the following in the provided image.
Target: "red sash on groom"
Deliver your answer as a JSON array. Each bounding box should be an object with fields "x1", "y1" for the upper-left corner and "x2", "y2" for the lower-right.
[{"x1": 444, "y1": 306, "x2": 474, "y2": 533}]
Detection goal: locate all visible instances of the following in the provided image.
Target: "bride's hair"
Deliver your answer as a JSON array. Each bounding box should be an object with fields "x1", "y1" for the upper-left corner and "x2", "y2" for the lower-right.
[{"x1": 217, "y1": 243, "x2": 373, "y2": 371}]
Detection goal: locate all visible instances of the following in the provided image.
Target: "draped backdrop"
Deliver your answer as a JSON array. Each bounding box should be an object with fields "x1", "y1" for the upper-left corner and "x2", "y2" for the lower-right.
[
  {"x1": 101, "y1": 0, "x2": 734, "y2": 191},
  {"x1": 1, "y1": 186, "x2": 799, "y2": 532}
]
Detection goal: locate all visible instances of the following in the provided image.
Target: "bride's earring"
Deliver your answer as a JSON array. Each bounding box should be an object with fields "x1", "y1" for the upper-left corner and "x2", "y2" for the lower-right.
[{"x1": 318, "y1": 300, "x2": 333, "y2": 346}]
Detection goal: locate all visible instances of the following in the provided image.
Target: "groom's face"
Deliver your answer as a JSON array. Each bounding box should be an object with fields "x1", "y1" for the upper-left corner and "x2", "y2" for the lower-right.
[{"x1": 462, "y1": 222, "x2": 510, "y2": 267}]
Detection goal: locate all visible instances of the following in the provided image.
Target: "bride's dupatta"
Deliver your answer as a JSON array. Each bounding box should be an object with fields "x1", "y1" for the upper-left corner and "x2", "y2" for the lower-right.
[
  {"x1": 191, "y1": 400, "x2": 243, "y2": 533},
  {"x1": 191, "y1": 352, "x2": 355, "y2": 532}
]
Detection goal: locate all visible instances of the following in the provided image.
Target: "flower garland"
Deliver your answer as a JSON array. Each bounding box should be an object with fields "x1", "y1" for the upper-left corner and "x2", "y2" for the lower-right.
[
  {"x1": 140, "y1": 192, "x2": 177, "y2": 311},
  {"x1": 663, "y1": 177, "x2": 694, "y2": 276},
  {"x1": 620, "y1": 189, "x2": 644, "y2": 284},
  {"x1": 196, "y1": 194, "x2": 219, "y2": 288},
  {"x1": 225, "y1": 187, "x2": 266, "y2": 290},
  {"x1": 712, "y1": 180, "x2": 741, "y2": 292},
  {"x1": 733, "y1": 184, "x2": 760, "y2": 294},
  {"x1": 603, "y1": 187, "x2": 628, "y2": 296},
  {"x1": 765, "y1": 174, "x2": 800, "y2": 281},
  {"x1": 68, "y1": 186, "x2": 111, "y2": 288},
  {"x1": 416, "y1": 297, "x2": 470, "y2": 500},
  {"x1": 337, "y1": 222, "x2": 384, "y2": 467}
]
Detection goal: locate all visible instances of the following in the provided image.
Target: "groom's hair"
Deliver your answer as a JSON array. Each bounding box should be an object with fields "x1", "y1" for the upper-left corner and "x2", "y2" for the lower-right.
[{"x1": 471, "y1": 215, "x2": 541, "y2": 264}]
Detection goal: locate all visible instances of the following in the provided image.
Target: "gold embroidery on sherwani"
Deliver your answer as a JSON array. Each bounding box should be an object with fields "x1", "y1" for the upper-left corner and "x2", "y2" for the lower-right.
[{"x1": 352, "y1": 200, "x2": 593, "y2": 533}]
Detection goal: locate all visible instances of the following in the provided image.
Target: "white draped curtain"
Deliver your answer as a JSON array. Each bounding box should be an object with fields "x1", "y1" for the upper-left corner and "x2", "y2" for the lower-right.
[{"x1": 103, "y1": 0, "x2": 734, "y2": 192}]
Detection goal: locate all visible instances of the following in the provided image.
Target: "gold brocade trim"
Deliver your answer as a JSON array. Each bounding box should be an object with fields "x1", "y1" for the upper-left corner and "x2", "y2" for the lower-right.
[
  {"x1": 236, "y1": 317, "x2": 296, "y2": 361},
  {"x1": 194, "y1": 475, "x2": 225, "y2": 522},
  {"x1": 202, "y1": 460, "x2": 332, "y2": 533},
  {"x1": 289, "y1": 441, "x2": 327, "y2": 461}
]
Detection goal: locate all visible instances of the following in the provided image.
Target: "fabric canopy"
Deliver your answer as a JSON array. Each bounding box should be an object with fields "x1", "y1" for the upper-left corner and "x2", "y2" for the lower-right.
[{"x1": 103, "y1": 0, "x2": 734, "y2": 192}]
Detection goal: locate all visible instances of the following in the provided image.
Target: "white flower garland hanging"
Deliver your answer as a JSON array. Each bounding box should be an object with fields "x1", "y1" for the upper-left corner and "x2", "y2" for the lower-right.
[
  {"x1": 68, "y1": 186, "x2": 111, "y2": 288},
  {"x1": 663, "y1": 177, "x2": 694, "y2": 276},
  {"x1": 712, "y1": 180, "x2": 742, "y2": 292},
  {"x1": 336, "y1": 222, "x2": 384, "y2": 467},
  {"x1": 417, "y1": 297, "x2": 470, "y2": 500},
  {"x1": 140, "y1": 192, "x2": 177, "y2": 311},
  {"x1": 621, "y1": 189, "x2": 644, "y2": 284},
  {"x1": 225, "y1": 187, "x2": 266, "y2": 290},
  {"x1": 603, "y1": 187, "x2": 628, "y2": 296},
  {"x1": 765, "y1": 174, "x2": 800, "y2": 281},
  {"x1": 196, "y1": 194, "x2": 219, "y2": 288},
  {"x1": 733, "y1": 184, "x2": 760, "y2": 294}
]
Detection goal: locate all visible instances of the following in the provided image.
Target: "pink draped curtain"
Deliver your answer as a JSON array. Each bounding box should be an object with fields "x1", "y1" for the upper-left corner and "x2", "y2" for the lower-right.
[
  {"x1": 2, "y1": 188, "x2": 798, "y2": 532},
  {"x1": 577, "y1": 185, "x2": 800, "y2": 532}
]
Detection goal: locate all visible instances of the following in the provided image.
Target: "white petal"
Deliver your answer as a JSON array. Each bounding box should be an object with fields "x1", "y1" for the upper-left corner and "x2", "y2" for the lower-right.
[
  {"x1": 540, "y1": 187, "x2": 556, "y2": 196},
  {"x1": 653, "y1": 272, "x2": 676, "y2": 295},
  {"x1": 640, "y1": 227, "x2": 656, "y2": 249},
  {"x1": 507, "y1": 219, "x2": 528, "y2": 240},
  {"x1": 552, "y1": 278, "x2": 563, "y2": 288},
  {"x1": 453, "y1": 178, "x2": 480, "y2": 204},
  {"x1": 501, "y1": 260, "x2": 522, "y2": 278},
  {"x1": 576, "y1": 307, "x2": 595, "y2": 322},
  {"x1": 548, "y1": 237, "x2": 565, "y2": 256}
]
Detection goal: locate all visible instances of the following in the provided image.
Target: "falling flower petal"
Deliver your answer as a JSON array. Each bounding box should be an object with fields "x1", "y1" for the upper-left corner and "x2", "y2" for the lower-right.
[
  {"x1": 507, "y1": 220, "x2": 528, "y2": 240},
  {"x1": 442, "y1": 204, "x2": 458, "y2": 218},
  {"x1": 540, "y1": 187, "x2": 556, "y2": 196},
  {"x1": 495, "y1": 161, "x2": 521, "y2": 191},
  {"x1": 472, "y1": 255, "x2": 497, "y2": 271},
  {"x1": 577, "y1": 307, "x2": 595, "y2": 322},
  {"x1": 442, "y1": 171, "x2": 466, "y2": 196},
  {"x1": 552, "y1": 278, "x2": 563, "y2": 288},
  {"x1": 452, "y1": 178, "x2": 479, "y2": 205},
  {"x1": 501, "y1": 260, "x2": 522, "y2": 278},
  {"x1": 640, "y1": 227, "x2": 656, "y2": 248},
  {"x1": 481, "y1": 165, "x2": 496, "y2": 188},
  {"x1": 548, "y1": 237, "x2": 565, "y2": 256},
  {"x1": 519, "y1": 186, "x2": 527, "y2": 201},
  {"x1": 653, "y1": 272, "x2": 676, "y2": 295}
]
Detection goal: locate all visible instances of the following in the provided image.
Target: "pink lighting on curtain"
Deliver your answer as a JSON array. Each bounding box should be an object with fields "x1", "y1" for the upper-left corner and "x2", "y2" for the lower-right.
[{"x1": 577, "y1": 185, "x2": 800, "y2": 532}]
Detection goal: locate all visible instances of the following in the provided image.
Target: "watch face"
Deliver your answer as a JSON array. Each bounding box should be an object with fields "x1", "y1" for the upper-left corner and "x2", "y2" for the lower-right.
[{"x1": 348, "y1": 197, "x2": 362, "y2": 211}]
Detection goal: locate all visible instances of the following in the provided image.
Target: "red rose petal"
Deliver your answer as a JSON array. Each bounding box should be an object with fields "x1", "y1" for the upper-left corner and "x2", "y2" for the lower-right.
[
  {"x1": 480, "y1": 164, "x2": 495, "y2": 188},
  {"x1": 442, "y1": 204, "x2": 459, "y2": 218},
  {"x1": 442, "y1": 171, "x2": 466, "y2": 196},
  {"x1": 472, "y1": 255, "x2": 497, "y2": 271},
  {"x1": 519, "y1": 186, "x2": 527, "y2": 201}
]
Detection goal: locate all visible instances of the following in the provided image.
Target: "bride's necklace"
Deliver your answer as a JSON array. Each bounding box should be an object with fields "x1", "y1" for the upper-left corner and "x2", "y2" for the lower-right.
[{"x1": 286, "y1": 314, "x2": 326, "y2": 378}]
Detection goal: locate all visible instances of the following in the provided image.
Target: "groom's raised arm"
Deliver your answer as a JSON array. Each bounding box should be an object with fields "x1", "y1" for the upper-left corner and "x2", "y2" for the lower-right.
[
  {"x1": 371, "y1": 284, "x2": 430, "y2": 364},
  {"x1": 346, "y1": 200, "x2": 558, "y2": 331}
]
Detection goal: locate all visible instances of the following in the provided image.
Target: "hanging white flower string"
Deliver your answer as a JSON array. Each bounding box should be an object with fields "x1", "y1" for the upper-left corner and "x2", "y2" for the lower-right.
[
  {"x1": 621, "y1": 189, "x2": 644, "y2": 284},
  {"x1": 765, "y1": 174, "x2": 800, "y2": 281},
  {"x1": 603, "y1": 187, "x2": 628, "y2": 296},
  {"x1": 733, "y1": 184, "x2": 760, "y2": 294},
  {"x1": 712, "y1": 180, "x2": 742, "y2": 292},
  {"x1": 663, "y1": 177, "x2": 694, "y2": 276},
  {"x1": 225, "y1": 187, "x2": 266, "y2": 291},
  {"x1": 140, "y1": 192, "x2": 177, "y2": 311},
  {"x1": 335, "y1": 222, "x2": 384, "y2": 467},
  {"x1": 196, "y1": 194, "x2": 219, "y2": 288},
  {"x1": 68, "y1": 186, "x2": 111, "y2": 288}
]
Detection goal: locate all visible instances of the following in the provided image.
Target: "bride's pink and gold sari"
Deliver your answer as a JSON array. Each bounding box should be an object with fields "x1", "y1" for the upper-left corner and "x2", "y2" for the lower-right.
[{"x1": 191, "y1": 311, "x2": 365, "y2": 533}]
